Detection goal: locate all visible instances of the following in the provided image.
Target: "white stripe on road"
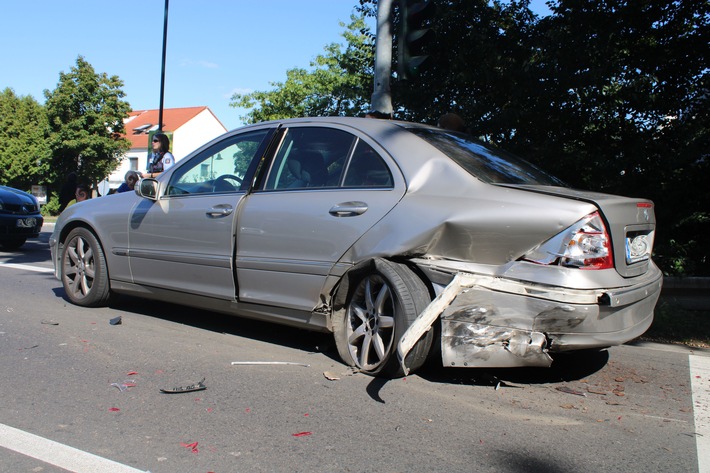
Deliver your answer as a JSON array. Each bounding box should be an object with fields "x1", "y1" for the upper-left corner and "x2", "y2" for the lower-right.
[
  {"x1": 690, "y1": 354, "x2": 710, "y2": 473},
  {"x1": 0, "y1": 262, "x2": 53, "y2": 273},
  {"x1": 0, "y1": 423, "x2": 147, "y2": 473}
]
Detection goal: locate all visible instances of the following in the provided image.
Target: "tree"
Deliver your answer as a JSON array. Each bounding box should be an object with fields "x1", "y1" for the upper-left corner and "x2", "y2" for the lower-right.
[
  {"x1": 0, "y1": 88, "x2": 50, "y2": 191},
  {"x1": 230, "y1": 15, "x2": 374, "y2": 123},
  {"x1": 44, "y1": 56, "x2": 131, "y2": 195}
]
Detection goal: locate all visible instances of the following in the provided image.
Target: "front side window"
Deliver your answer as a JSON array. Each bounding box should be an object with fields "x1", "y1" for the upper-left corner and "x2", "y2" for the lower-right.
[{"x1": 167, "y1": 130, "x2": 270, "y2": 196}]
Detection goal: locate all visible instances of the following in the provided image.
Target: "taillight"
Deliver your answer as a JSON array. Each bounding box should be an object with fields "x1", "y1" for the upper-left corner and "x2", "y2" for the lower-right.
[{"x1": 523, "y1": 211, "x2": 614, "y2": 270}]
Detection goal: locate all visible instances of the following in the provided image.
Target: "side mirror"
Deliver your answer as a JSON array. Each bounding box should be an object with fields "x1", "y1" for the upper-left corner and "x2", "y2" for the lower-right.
[{"x1": 136, "y1": 178, "x2": 159, "y2": 201}]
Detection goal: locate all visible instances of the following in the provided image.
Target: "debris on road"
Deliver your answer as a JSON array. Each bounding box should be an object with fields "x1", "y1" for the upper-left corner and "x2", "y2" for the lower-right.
[
  {"x1": 109, "y1": 316, "x2": 122, "y2": 325},
  {"x1": 323, "y1": 371, "x2": 340, "y2": 381},
  {"x1": 180, "y1": 441, "x2": 199, "y2": 454},
  {"x1": 556, "y1": 386, "x2": 587, "y2": 397},
  {"x1": 41, "y1": 320, "x2": 59, "y2": 325},
  {"x1": 111, "y1": 380, "x2": 137, "y2": 392},
  {"x1": 160, "y1": 378, "x2": 206, "y2": 394}
]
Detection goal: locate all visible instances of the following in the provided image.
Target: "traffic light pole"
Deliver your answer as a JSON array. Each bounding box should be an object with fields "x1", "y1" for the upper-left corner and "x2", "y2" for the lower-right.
[{"x1": 370, "y1": 0, "x2": 394, "y2": 117}]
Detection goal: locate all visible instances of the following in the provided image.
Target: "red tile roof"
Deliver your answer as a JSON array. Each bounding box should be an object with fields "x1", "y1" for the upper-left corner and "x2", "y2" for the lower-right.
[{"x1": 122, "y1": 106, "x2": 221, "y2": 149}]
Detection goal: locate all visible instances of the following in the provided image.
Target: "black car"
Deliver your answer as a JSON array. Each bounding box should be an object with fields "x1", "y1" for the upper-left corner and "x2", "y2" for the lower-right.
[{"x1": 0, "y1": 185, "x2": 43, "y2": 250}]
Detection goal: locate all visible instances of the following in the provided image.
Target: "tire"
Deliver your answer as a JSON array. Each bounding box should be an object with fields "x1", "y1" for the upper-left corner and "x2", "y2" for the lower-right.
[
  {"x1": 0, "y1": 237, "x2": 27, "y2": 250},
  {"x1": 333, "y1": 259, "x2": 433, "y2": 378},
  {"x1": 61, "y1": 227, "x2": 111, "y2": 307}
]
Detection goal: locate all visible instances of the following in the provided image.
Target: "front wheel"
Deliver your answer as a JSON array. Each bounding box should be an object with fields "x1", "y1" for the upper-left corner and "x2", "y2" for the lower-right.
[
  {"x1": 333, "y1": 259, "x2": 433, "y2": 378},
  {"x1": 61, "y1": 227, "x2": 110, "y2": 307}
]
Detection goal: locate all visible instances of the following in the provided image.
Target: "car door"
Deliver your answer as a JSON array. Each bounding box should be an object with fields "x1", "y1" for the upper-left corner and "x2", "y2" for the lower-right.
[
  {"x1": 235, "y1": 124, "x2": 406, "y2": 311},
  {"x1": 128, "y1": 129, "x2": 273, "y2": 299}
]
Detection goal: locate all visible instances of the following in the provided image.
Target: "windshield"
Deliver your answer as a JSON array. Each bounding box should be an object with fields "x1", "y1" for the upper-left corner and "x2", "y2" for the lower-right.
[{"x1": 408, "y1": 128, "x2": 566, "y2": 186}]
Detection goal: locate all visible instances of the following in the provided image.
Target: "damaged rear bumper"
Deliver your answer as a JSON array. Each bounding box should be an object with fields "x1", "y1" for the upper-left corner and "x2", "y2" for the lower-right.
[{"x1": 397, "y1": 268, "x2": 662, "y2": 373}]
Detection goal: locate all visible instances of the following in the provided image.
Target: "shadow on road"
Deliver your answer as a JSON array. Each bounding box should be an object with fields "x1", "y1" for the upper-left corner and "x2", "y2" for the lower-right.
[
  {"x1": 417, "y1": 349, "x2": 610, "y2": 387},
  {"x1": 107, "y1": 295, "x2": 337, "y2": 360}
]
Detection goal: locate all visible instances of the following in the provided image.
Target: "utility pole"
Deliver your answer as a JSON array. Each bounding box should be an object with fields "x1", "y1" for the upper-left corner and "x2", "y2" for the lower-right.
[
  {"x1": 158, "y1": 0, "x2": 169, "y2": 131},
  {"x1": 370, "y1": 0, "x2": 394, "y2": 116}
]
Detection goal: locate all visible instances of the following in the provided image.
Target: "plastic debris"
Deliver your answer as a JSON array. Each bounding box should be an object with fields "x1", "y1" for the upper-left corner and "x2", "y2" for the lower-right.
[
  {"x1": 160, "y1": 378, "x2": 206, "y2": 394},
  {"x1": 111, "y1": 379, "x2": 137, "y2": 392},
  {"x1": 108, "y1": 407, "x2": 120, "y2": 412},
  {"x1": 180, "y1": 441, "x2": 199, "y2": 454},
  {"x1": 556, "y1": 386, "x2": 587, "y2": 397},
  {"x1": 231, "y1": 361, "x2": 310, "y2": 367},
  {"x1": 41, "y1": 320, "x2": 59, "y2": 325},
  {"x1": 109, "y1": 316, "x2": 122, "y2": 325},
  {"x1": 323, "y1": 371, "x2": 340, "y2": 380},
  {"x1": 292, "y1": 432, "x2": 312, "y2": 437}
]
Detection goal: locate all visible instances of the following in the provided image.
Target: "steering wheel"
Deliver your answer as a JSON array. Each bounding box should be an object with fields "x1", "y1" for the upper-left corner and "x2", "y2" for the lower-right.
[{"x1": 212, "y1": 174, "x2": 243, "y2": 192}]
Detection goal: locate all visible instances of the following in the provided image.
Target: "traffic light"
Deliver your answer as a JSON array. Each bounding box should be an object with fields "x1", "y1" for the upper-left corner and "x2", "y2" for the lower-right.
[{"x1": 398, "y1": 0, "x2": 436, "y2": 79}]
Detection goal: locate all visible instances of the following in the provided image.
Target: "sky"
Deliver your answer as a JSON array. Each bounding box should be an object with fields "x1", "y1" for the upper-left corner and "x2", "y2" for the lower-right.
[{"x1": 0, "y1": 1, "x2": 550, "y2": 132}]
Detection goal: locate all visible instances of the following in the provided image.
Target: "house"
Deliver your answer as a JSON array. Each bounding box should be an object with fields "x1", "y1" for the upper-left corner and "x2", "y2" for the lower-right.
[{"x1": 102, "y1": 106, "x2": 227, "y2": 193}]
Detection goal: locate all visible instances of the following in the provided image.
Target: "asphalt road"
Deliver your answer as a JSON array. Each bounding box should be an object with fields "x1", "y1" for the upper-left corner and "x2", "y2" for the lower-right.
[{"x1": 0, "y1": 226, "x2": 708, "y2": 473}]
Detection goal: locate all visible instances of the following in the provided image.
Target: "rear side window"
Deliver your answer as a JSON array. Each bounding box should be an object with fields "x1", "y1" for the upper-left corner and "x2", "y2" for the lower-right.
[
  {"x1": 264, "y1": 127, "x2": 393, "y2": 190},
  {"x1": 409, "y1": 128, "x2": 566, "y2": 186},
  {"x1": 343, "y1": 141, "x2": 392, "y2": 187}
]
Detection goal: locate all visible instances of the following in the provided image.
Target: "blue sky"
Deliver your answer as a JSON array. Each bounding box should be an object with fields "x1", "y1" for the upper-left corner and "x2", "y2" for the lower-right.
[{"x1": 0, "y1": 1, "x2": 550, "y2": 131}]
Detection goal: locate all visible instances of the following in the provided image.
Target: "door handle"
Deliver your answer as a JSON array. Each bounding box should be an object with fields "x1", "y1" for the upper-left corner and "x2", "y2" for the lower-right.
[
  {"x1": 206, "y1": 204, "x2": 234, "y2": 217},
  {"x1": 329, "y1": 201, "x2": 368, "y2": 217}
]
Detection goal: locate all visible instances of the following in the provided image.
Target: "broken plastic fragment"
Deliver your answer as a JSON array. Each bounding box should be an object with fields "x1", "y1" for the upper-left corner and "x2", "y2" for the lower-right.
[
  {"x1": 160, "y1": 378, "x2": 206, "y2": 394},
  {"x1": 109, "y1": 316, "x2": 122, "y2": 325},
  {"x1": 292, "y1": 432, "x2": 312, "y2": 437},
  {"x1": 180, "y1": 441, "x2": 199, "y2": 454},
  {"x1": 323, "y1": 371, "x2": 340, "y2": 380},
  {"x1": 556, "y1": 386, "x2": 587, "y2": 397},
  {"x1": 41, "y1": 320, "x2": 59, "y2": 325},
  {"x1": 111, "y1": 379, "x2": 136, "y2": 392}
]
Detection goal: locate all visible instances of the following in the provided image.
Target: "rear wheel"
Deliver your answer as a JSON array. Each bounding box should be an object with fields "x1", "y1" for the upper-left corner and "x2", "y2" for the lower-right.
[
  {"x1": 61, "y1": 227, "x2": 110, "y2": 307},
  {"x1": 333, "y1": 259, "x2": 433, "y2": 378}
]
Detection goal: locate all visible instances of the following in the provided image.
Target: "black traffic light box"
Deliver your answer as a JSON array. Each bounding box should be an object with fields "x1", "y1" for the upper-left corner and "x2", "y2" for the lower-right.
[{"x1": 398, "y1": 0, "x2": 436, "y2": 79}]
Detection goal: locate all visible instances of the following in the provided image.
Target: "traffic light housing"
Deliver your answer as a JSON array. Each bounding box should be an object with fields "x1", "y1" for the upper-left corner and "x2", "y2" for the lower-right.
[{"x1": 398, "y1": 0, "x2": 436, "y2": 79}]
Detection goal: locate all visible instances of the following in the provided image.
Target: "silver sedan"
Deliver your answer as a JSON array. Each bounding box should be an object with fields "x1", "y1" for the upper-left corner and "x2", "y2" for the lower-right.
[{"x1": 49, "y1": 117, "x2": 662, "y2": 377}]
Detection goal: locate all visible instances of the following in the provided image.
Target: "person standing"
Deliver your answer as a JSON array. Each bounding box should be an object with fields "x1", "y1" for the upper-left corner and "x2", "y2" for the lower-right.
[
  {"x1": 143, "y1": 133, "x2": 175, "y2": 178},
  {"x1": 63, "y1": 183, "x2": 90, "y2": 210},
  {"x1": 116, "y1": 170, "x2": 140, "y2": 193},
  {"x1": 58, "y1": 172, "x2": 78, "y2": 212}
]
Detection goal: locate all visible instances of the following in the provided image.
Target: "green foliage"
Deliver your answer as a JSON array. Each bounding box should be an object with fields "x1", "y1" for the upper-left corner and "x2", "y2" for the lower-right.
[
  {"x1": 44, "y1": 56, "x2": 132, "y2": 194},
  {"x1": 379, "y1": 0, "x2": 709, "y2": 276},
  {"x1": 0, "y1": 88, "x2": 51, "y2": 190},
  {"x1": 231, "y1": 14, "x2": 374, "y2": 123}
]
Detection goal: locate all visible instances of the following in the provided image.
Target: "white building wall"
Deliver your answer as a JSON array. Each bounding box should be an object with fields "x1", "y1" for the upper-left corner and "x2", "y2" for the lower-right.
[
  {"x1": 101, "y1": 110, "x2": 227, "y2": 193},
  {"x1": 171, "y1": 110, "x2": 227, "y2": 160}
]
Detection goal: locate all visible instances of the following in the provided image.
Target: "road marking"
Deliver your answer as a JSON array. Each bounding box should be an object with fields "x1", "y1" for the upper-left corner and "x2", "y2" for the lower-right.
[
  {"x1": 0, "y1": 423, "x2": 147, "y2": 473},
  {"x1": 690, "y1": 354, "x2": 710, "y2": 473},
  {"x1": 0, "y1": 262, "x2": 53, "y2": 273}
]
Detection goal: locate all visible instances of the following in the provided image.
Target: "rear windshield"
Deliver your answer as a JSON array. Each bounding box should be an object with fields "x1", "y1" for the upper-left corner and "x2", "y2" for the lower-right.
[{"x1": 408, "y1": 128, "x2": 566, "y2": 186}]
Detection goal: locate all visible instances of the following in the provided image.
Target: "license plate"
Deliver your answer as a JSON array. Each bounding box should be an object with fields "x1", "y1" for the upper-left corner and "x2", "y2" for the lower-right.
[
  {"x1": 16, "y1": 217, "x2": 37, "y2": 228},
  {"x1": 625, "y1": 233, "x2": 651, "y2": 264}
]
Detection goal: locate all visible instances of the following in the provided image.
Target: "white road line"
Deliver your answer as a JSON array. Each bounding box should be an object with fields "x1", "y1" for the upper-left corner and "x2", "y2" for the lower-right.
[
  {"x1": 0, "y1": 423, "x2": 147, "y2": 473},
  {"x1": 0, "y1": 262, "x2": 53, "y2": 273},
  {"x1": 690, "y1": 354, "x2": 710, "y2": 473}
]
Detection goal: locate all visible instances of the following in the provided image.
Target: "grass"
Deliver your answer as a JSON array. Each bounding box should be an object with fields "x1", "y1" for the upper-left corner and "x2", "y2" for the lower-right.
[{"x1": 640, "y1": 295, "x2": 710, "y2": 349}]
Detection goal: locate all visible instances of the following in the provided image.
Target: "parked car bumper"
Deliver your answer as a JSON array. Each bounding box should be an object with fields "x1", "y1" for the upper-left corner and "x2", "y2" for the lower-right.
[{"x1": 0, "y1": 215, "x2": 43, "y2": 240}]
